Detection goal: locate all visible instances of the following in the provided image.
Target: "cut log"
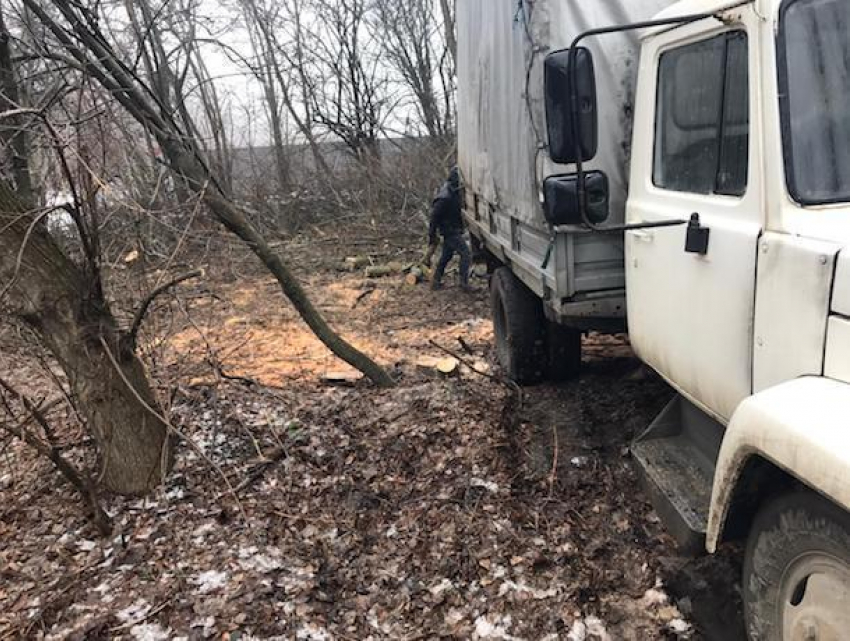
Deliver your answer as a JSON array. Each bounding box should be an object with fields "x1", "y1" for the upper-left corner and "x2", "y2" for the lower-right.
[
  {"x1": 365, "y1": 266, "x2": 394, "y2": 278},
  {"x1": 436, "y1": 357, "x2": 460, "y2": 375},
  {"x1": 404, "y1": 265, "x2": 429, "y2": 286},
  {"x1": 321, "y1": 370, "x2": 364, "y2": 386},
  {"x1": 364, "y1": 263, "x2": 405, "y2": 279},
  {"x1": 414, "y1": 356, "x2": 459, "y2": 377},
  {"x1": 344, "y1": 256, "x2": 370, "y2": 271}
]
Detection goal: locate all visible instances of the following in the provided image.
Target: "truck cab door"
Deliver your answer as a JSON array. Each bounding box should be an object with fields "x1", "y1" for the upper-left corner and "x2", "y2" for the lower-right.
[{"x1": 626, "y1": 25, "x2": 762, "y2": 422}]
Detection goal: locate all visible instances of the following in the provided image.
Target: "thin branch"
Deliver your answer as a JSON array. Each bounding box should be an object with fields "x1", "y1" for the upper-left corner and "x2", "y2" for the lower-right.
[
  {"x1": 0, "y1": 377, "x2": 112, "y2": 536},
  {"x1": 126, "y1": 269, "x2": 203, "y2": 353}
]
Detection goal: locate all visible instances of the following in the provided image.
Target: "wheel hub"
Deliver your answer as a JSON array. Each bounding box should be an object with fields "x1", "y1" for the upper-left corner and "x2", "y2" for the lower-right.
[{"x1": 782, "y1": 555, "x2": 850, "y2": 641}]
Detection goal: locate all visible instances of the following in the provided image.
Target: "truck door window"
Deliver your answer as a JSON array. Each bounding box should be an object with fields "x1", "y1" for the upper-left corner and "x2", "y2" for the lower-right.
[
  {"x1": 653, "y1": 32, "x2": 749, "y2": 197},
  {"x1": 780, "y1": 0, "x2": 850, "y2": 205}
]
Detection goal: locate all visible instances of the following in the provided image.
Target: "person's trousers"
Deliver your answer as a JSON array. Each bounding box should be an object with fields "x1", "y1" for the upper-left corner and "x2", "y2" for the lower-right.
[{"x1": 434, "y1": 232, "x2": 471, "y2": 286}]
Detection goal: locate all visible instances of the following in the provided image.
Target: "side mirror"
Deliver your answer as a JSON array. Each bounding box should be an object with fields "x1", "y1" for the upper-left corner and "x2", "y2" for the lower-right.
[
  {"x1": 545, "y1": 47, "x2": 598, "y2": 164},
  {"x1": 543, "y1": 172, "x2": 610, "y2": 226}
]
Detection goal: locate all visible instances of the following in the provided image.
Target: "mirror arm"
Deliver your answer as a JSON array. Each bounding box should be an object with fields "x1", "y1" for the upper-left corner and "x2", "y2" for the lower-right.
[{"x1": 562, "y1": 4, "x2": 750, "y2": 233}]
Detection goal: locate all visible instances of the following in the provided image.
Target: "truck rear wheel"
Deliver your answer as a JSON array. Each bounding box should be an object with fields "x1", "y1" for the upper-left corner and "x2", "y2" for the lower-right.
[
  {"x1": 743, "y1": 490, "x2": 850, "y2": 641},
  {"x1": 489, "y1": 267, "x2": 546, "y2": 384}
]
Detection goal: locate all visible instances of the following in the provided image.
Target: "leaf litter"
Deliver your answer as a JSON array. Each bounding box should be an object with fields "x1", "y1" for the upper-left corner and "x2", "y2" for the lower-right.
[{"x1": 0, "y1": 221, "x2": 742, "y2": 639}]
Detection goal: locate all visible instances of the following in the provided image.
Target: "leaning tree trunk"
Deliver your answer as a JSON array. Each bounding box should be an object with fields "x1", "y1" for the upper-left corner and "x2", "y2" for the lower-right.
[{"x1": 0, "y1": 184, "x2": 171, "y2": 495}]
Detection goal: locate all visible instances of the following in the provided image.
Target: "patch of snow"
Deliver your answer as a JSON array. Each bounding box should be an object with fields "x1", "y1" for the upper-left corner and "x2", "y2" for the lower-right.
[
  {"x1": 570, "y1": 456, "x2": 590, "y2": 468},
  {"x1": 92, "y1": 581, "x2": 115, "y2": 604},
  {"x1": 472, "y1": 614, "x2": 520, "y2": 640},
  {"x1": 429, "y1": 578, "x2": 454, "y2": 597},
  {"x1": 192, "y1": 570, "x2": 228, "y2": 594},
  {"x1": 190, "y1": 616, "x2": 216, "y2": 635},
  {"x1": 238, "y1": 546, "x2": 283, "y2": 573},
  {"x1": 584, "y1": 616, "x2": 611, "y2": 641},
  {"x1": 567, "y1": 620, "x2": 587, "y2": 641},
  {"x1": 164, "y1": 486, "x2": 186, "y2": 500},
  {"x1": 129, "y1": 623, "x2": 171, "y2": 641},
  {"x1": 444, "y1": 608, "x2": 465, "y2": 627},
  {"x1": 668, "y1": 618, "x2": 693, "y2": 636},
  {"x1": 276, "y1": 565, "x2": 316, "y2": 594},
  {"x1": 76, "y1": 539, "x2": 97, "y2": 552},
  {"x1": 497, "y1": 580, "x2": 558, "y2": 600},
  {"x1": 642, "y1": 588, "x2": 669, "y2": 606},
  {"x1": 117, "y1": 600, "x2": 151, "y2": 624},
  {"x1": 471, "y1": 478, "x2": 499, "y2": 493},
  {"x1": 193, "y1": 522, "x2": 216, "y2": 540},
  {"x1": 567, "y1": 617, "x2": 611, "y2": 641},
  {"x1": 295, "y1": 623, "x2": 331, "y2": 640}
]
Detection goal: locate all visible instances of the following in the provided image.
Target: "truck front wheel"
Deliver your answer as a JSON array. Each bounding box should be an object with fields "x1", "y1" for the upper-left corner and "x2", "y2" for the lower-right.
[
  {"x1": 489, "y1": 267, "x2": 546, "y2": 384},
  {"x1": 743, "y1": 490, "x2": 850, "y2": 641}
]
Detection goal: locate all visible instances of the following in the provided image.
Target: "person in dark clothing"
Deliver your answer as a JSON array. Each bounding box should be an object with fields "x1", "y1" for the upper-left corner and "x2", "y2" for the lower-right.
[{"x1": 425, "y1": 166, "x2": 472, "y2": 291}]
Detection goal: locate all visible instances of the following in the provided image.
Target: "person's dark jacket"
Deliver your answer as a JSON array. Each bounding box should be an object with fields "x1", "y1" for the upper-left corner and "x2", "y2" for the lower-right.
[{"x1": 428, "y1": 180, "x2": 463, "y2": 245}]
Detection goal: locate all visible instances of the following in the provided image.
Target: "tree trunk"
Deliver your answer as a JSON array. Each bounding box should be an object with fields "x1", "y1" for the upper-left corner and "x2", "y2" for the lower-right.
[
  {"x1": 0, "y1": 184, "x2": 171, "y2": 495},
  {"x1": 0, "y1": 9, "x2": 33, "y2": 203},
  {"x1": 439, "y1": 0, "x2": 457, "y2": 71}
]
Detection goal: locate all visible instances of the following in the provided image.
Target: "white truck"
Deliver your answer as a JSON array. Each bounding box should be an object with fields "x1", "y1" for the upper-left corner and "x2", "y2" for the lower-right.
[{"x1": 458, "y1": 0, "x2": 850, "y2": 638}]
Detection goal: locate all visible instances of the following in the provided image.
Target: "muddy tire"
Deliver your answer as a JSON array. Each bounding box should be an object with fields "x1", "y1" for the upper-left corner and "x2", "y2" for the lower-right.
[
  {"x1": 489, "y1": 267, "x2": 546, "y2": 384},
  {"x1": 545, "y1": 322, "x2": 582, "y2": 381},
  {"x1": 743, "y1": 490, "x2": 850, "y2": 640}
]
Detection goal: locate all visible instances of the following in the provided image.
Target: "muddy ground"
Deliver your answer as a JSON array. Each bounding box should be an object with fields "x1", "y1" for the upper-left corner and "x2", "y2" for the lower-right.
[{"x1": 1, "y1": 217, "x2": 744, "y2": 639}]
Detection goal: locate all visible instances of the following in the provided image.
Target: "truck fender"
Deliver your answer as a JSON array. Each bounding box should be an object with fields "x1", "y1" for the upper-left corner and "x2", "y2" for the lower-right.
[{"x1": 706, "y1": 376, "x2": 850, "y2": 553}]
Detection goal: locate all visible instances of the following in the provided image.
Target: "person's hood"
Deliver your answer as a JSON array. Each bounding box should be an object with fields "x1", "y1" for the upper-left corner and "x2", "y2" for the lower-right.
[{"x1": 448, "y1": 166, "x2": 460, "y2": 191}]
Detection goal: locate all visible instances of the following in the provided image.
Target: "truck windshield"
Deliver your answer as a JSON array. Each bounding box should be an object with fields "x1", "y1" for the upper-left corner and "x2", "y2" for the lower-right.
[{"x1": 780, "y1": 0, "x2": 850, "y2": 205}]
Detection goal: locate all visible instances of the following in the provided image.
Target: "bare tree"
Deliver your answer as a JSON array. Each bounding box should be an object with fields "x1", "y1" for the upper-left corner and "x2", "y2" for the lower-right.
[
  {"x1": 295, "y1": 0, "x2": 389, "y2": 164},
  {"x1": 236, "y1": 0, "x2": 334, "y2": 185},
  {"x1": 373, "y1": 0, "x2": 453, "y2": 139},
  {"x1": 0, "y1": 6, "x2": 173, "y2": 495},
  {"x1": 22, "y1": 0, "x2": 394, "y2": 396}
]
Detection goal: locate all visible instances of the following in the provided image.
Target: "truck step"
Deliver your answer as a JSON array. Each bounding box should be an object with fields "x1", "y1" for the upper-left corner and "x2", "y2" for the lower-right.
[{"x1": 631, "y1": 395, "x2": 724, "y2": 555}]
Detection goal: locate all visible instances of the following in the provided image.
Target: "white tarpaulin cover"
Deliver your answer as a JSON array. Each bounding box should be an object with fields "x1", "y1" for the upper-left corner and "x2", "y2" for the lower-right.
[{"x1": 458, "y1": 0, "x2": 677, "y2": 229}]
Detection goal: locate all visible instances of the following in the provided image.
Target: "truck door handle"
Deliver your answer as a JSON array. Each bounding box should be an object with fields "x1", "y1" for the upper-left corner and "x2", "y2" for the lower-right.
[{"x1": 685, "y1": 213, "x2": 710, "y2": 255}]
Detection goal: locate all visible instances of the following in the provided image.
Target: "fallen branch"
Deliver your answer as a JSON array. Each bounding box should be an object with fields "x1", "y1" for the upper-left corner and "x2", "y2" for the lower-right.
[
  {"x1": 234, "y1": 446, "x2": 289, "y2": 495},
  {"x1": 352, "y1": 286, "x2": 376, "y2": 309},
  {"x1": 0, "y1": 377, "x2": 112, "y2": 536},
  {"x1": 428, "y1": 339, "x2": 522, "y2": 398},
  {"x1": 109, "y1": 598, "x2": 172, "y2": 633},
  {"x1": 457, "y1": 337, "x2": 475, "y2": 355}
]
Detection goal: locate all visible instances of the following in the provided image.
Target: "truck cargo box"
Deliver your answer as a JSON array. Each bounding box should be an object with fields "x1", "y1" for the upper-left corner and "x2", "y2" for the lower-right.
[{"x1": 458, "y1": 0, "x2": 676, "y2": 322}]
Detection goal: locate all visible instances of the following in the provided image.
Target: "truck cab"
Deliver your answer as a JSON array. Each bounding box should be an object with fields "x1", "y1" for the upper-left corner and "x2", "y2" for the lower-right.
[
  {"x1": 539, "y1": 0, "x2": 850, "y2": 637},
  {"x1": 618, "y1": 1, "x2": 850, "y2": 638}
]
